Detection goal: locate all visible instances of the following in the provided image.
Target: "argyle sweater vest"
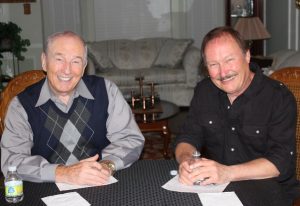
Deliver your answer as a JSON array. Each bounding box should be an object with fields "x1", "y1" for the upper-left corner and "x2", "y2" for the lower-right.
[{"x1": 18, "y1": 76, "x2": 110, "y2": 165}]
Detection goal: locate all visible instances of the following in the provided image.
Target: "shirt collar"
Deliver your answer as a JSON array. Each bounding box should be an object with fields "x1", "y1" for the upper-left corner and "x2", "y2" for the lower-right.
[{"x1": 35, "y1": 78, "x2": 94, "y2": 107}]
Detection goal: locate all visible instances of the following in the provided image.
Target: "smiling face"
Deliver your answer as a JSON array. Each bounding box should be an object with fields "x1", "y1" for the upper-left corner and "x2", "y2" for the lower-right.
[
  {"x1": 41, "y1": 33, "x2": 87, "y2": 104},
  {"x1": 204, "y1": 34, "x2": 253, "y2": 102}
]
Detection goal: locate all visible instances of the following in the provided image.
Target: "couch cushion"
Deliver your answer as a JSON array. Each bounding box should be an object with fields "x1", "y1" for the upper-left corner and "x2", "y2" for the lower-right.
[
  {"x1": 153, "y1": 39, "x2": 193, "y2": 68},
  {"x1": 88, "y1": 38, "x2": 168, "y2": 71},
  {"x1": 268, "y1": 49, "x2": 298, "y2": 70},
  {"x1": 276, "y1": 52, "x2": 300, "y2": 69},
  {"x1": 96, "y1": 67, "x2": 186, "y2": 87},
  {"x1": 87, "y1": 43, "x2": 114, "y2": 72}
]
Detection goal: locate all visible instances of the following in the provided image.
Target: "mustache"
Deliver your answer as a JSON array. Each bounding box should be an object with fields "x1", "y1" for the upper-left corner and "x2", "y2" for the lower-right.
[{"x1": 212, "y1": 73, "x2": 238, "y2": 81}]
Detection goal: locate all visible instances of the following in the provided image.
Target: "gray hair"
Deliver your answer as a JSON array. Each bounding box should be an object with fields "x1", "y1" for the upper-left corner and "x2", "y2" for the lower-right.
[{"x1": 44, "y1": 31, "x2": 88, "y2": 66}]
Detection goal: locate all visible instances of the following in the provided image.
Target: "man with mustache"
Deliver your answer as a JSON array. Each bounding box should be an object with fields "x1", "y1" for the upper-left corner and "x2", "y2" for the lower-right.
[
  {"x1": 1, "y1": 31, "x2": 144, "y2": 186},
  {"x1": 174, "y1": 26, "x2": 299, "y2": 204}
]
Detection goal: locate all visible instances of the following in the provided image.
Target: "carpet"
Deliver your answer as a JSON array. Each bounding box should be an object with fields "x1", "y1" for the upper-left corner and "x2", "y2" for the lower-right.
[
  {"x1": 140, "y1": 133, "x2": 175, "y2": 160},
  {"x1": 140, "y1": 108, "x2": 187, "y2": 160}
]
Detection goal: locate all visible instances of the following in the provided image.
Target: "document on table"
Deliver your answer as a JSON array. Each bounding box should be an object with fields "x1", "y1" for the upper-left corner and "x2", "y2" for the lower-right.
[
  {"x1": 56, "y1": 176, "x2": 118, "y2": 191},
  {"x1": 42, "y1": 192, "x2": 90, "y2": 206},
  {"x1": 162, "y1": 175, "x2": 229, "y2": 193},
  {"x1": 198, "y1": 192, "x2": 243, "y2": 206}
]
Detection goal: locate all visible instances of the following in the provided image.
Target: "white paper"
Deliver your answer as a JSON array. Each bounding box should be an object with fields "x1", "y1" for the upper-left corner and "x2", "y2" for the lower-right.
[
  {"x1": 198, "y1": 192, "x2": 243, "y2": 206},
  {"x1": 162, "y1": 175, "x2": 229, "y2": 193},
  {"x1": 42, "y1": 192, "x2": 90, "y2": 206},
  {"x1": 56, "y1": 176, "x2": 118, "y2": 191}
]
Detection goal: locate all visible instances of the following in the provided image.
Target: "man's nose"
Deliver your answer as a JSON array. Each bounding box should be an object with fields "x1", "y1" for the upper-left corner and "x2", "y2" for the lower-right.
[
  {"x1": 63, "y1": 62, "x2": 72, "y2": 74},
  {"x1": 219, "y1": 63, "x2": 228, "y2": 77}
]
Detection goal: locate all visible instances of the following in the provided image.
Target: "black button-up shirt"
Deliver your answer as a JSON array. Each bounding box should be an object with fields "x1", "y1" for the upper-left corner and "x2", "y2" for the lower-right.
[{"x1": 175, "y1": 67, "x2": 298, "y2": 199}]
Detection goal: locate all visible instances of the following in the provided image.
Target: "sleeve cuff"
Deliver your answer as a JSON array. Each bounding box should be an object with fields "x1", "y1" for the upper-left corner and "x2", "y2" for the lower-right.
[{"x1": 41, "y1": 164, "x2": 60, "y2": 182}]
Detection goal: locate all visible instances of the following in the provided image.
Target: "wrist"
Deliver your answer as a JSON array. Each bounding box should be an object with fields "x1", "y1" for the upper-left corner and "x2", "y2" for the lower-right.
[
  {"x1": 100, "y1": 160, "x2": 116, "y2": 175},
  {"x1": 55, "y1": 164, "x2": 68, "y2": 183}
]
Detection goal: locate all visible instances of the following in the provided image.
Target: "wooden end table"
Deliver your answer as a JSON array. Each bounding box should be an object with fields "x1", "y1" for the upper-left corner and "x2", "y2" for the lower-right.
[
  {"x1": 132, "y1": 100, "x2": 179, "y2": 158},
  {"x1": 250, "y1": 56, "x2": 273, "y2": 68}
]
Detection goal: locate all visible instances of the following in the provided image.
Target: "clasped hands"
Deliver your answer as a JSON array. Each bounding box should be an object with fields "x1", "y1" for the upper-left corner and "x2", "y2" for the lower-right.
[
  {"x1": 178, "y1": 157, "x2": 231, "y2": 186},
  {"x1": 55, "y1": 154, "x2": 113, "y2": 186}
]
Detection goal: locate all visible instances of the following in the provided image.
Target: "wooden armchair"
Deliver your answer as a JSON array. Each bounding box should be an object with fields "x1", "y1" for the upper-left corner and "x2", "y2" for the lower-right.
[
  {"x1": 270, "y1": 67, "x2": 300, "y2": 206},
  {"x1": 0, "y1": 70, "x2": 46, "y2": 135}
]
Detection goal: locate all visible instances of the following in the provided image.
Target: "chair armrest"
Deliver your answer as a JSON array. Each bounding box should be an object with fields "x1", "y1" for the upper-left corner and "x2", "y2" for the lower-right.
[
  {"x1": 293, "y1": 197, "x2": 300, "y2": 206},
  {"x1": 183, "y1": 46, "x2": 201, "y2": 87}
]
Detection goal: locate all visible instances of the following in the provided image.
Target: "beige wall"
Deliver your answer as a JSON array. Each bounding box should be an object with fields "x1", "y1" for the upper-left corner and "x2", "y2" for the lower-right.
[{"x1": 0, "y1": 1, "x2": 43, "y2": 74}]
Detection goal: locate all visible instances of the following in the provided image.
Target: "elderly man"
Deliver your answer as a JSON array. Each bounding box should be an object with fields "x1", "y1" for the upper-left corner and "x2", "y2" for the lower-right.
[
  {"x1": 1, "y1": 31, "x2": 144, "y2": 186},
  {"x1": 174, "y1": 26, "x2": 299, "y2": 203}
]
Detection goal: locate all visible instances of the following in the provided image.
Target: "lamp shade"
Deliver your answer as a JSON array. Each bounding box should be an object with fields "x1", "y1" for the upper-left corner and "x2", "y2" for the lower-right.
[{"x1": 234, "y1": 17, "x2": 271, "y2": 41}]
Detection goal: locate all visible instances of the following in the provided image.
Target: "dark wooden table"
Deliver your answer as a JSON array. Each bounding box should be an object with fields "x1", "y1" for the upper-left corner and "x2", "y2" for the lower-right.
[
  {"x1": 250, "y1": 56, "x2": 273, "y2": 68},
  {"x1": 133, "y1": 100, "x2": 179, "y2": 158},
  {"x1": 0, "y1": 160, "x2": 288, "y2": 206}
]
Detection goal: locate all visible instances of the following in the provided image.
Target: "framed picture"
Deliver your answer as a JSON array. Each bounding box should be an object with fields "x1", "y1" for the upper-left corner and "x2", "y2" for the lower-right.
[
  {"x1": 231, "y1": 0, "x2": 253, "y2": 17},
  {"x1": 0, "y1": 0, "x2": 35, "y2": 2}
]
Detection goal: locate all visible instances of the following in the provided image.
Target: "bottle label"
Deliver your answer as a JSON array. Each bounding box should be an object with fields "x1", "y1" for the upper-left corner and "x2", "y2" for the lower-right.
[{"x1": 5, "y1": 180, "x2": 23, "y2": 197}]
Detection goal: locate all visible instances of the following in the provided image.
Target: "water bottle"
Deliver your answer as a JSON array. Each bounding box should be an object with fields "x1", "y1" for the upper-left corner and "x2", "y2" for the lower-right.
[
  {"x1": 4, "y1": 166, "x2": 24, "y2": 203},
  {"x1": 192, "y1": 150, "x2": 202, "y2": 185}
]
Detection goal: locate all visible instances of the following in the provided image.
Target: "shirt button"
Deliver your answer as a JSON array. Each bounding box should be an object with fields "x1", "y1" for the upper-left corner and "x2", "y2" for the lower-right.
[
  {"x1": 290, "y1": 151, "x2": 294, "y2": 155},
  {"x1": 280, "y1": 83, "x2": 283, "y2": 86},
  {"x1": 231, "y1": 127, "x2": 235, "y2": 131},
  {"x1": 231, "y1": 148, "x2": 235, "y2": 152},
  {"x1": 256, "y1": 130, "x2": 260, "y2": 134},
  {"x1": 227, "y1": 106, "x2": 230, "y2": 109},
  {"x1": 209, "y1": 120, "x2": 213, "y2": 124}
]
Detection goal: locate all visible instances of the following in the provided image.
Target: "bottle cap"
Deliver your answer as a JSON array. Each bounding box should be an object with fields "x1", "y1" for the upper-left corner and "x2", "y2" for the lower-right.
[
  {"x1": 170, "y1": 170, "x2": 178, "y2": 176},
  {"x1": 8, "y1": 166, "x2": 17, "y2": 171},
  {"x1": 192, "y1": 150, "x2": 201, "y2": 158}
]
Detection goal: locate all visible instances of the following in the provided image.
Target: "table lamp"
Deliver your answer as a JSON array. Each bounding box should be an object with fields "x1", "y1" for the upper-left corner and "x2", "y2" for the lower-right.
[{"x1": 234, "y1": 16, "x2": 271, "y2": 48}]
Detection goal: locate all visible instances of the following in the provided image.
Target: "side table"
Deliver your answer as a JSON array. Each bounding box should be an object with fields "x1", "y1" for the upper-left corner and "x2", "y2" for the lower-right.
[
  {"x1": 133, "y1": 100, "x2": 179, "y2": 158},
  {"x1": 250, "y1": 56, "x2": 273, "y2": 68}
]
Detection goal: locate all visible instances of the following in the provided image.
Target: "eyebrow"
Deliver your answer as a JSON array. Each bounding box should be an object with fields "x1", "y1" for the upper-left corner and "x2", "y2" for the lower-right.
[
  {"x1": 52, "y1": 53, "x2": 83, "y2": 61},
  {"x1": 206, "y1": 54, "x2": 236, "y2": 62}
]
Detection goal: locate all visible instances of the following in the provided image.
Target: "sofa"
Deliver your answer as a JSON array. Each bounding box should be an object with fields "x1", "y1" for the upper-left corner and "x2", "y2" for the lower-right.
[
  {"x1": 267, "y1": 49, "x2": 300, "y2": 74},
  {"x1": 86, "y1": 38, "x2": 201, "y2": 107}
]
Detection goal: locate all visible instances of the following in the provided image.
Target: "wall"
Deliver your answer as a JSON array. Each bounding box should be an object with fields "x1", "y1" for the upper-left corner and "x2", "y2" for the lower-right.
[
  {"x1": 266, "y1": 0, "x2": 300, "y2": 54},
  {"x1": 186, "y1": 0, "x2": 225, "y2": 48},
  {"x1": 80, "y1": 0, "x2": 225, "y2": 49},
  {"x1": 0, "y1": 1, "x2": 43, "y2": 74},
  {"x1": 6, "y1": 0, "x2": 299, "y2": 75},
  {"x1": 0, "y1": 0, "x2": 225, "y2": 75},
  {"x1": 41, "y1": 0, "x2": 81, "y2": 40}
]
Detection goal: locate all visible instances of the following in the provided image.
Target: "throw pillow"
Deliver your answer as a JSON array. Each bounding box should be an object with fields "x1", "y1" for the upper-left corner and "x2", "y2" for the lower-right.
[
  {"x1": 268, "y1": 49, "x2": 296, "y2": 71},
  {"x1": 276, "y1": 52, "x2": 300, "y2": 69},
  {"x1": 153, "y1": 39, "x2": 193, "y2": 68},
  {"x1": 87, "y1": 44, "x2": 114, "y2": 72}
]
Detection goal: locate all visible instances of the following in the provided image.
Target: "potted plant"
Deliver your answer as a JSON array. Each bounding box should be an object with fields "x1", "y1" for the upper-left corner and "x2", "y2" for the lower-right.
[{"x1": 0, "y1": 21, "x2": 31, "y2": 68}]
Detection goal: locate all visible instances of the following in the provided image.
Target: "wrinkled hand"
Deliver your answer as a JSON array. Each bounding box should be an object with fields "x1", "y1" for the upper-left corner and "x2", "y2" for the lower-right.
[
  {"x1": 178, "y1": 158, "x2": 231, "y2": 185},
  {"x1": 178, "y1": 159, "x2": 194, "y2": 185},
  {"x1": 55, "y1": 154, "x2": 111, "y2": 186}
]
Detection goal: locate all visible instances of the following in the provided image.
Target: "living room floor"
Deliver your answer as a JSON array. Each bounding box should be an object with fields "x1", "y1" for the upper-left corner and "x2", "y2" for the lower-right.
[{"x1": 140, "y1": 107, "x2": 188, "y2": 160}]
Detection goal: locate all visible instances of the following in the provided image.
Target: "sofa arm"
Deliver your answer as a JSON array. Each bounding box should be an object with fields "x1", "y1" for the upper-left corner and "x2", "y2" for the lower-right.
[
  {"x1": 86, "y1": 57, "x2": 96, "y2": 75},
  {"x1": 183, "y1": 46, "x2": 201, "y2": 87}
]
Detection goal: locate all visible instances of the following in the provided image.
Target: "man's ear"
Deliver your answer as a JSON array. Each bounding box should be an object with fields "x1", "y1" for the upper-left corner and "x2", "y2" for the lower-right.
[
  {"x1": 41, "y1": 52, "x2": 47, "y2": 72},
  {"x1": 245, "y1": 49, "x2": 251, "y2": 63},
  {"x1": 82, "y1": 62, "x2": 87, "y2": 77}
]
